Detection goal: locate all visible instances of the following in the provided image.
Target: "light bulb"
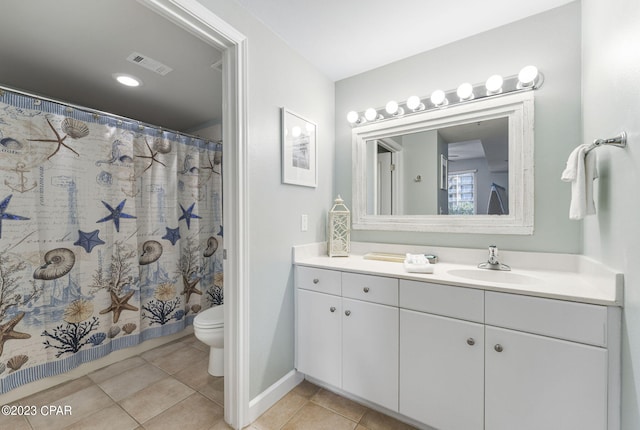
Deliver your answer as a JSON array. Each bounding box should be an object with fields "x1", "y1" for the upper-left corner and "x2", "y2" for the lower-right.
[
  {"x1": 518, "y1": 65, "x2": 539, "y2": 87},
  {"x1": 485, "y1": 74, "x2": 503, "y2": 94},
  {"x1": 364, "y1": 108, "x2": 378, "y2": 121},
  {"x1": 114, "y1": 73, "x2": 142, "y2": 87},
  {"x1": 430, "y1": 90, "x2": 447, "y2": 106},
  {"x1": 385, "y1": 100, "x2": 404, "y2": 116},
  {"x1": 406, "y1": 96, "x2": 425, "y2": 111},
  {"x1": 457, "y1": 82, "x2": 474, "y2": 101},
  {"x1": 347, "y1": 111, "x2": 359, "y2": 124}
]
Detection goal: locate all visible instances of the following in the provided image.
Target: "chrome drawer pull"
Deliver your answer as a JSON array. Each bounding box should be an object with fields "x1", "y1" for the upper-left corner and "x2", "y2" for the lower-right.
[
  {"x1": 345, "y1": 310, "x2": 351, "y2": 316},
  {"x1": 494, "y1": 344, "x2": 504, "y2": 353},
  {"x1": 467, "y1": 338, "x2": 475, "y2": 346},
  {"x1": 312, "y1": 278, "x2": 319, "y2": 284},
  {"x1": 363, "y1": 287, "x2": 370, "y2": 293},
  {"x1": 330, "y1": 307, "x2": 336, "y2": 313}
]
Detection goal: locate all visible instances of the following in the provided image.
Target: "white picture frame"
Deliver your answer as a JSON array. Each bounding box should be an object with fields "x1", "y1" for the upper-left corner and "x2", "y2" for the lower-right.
[{"x1": 281, "y1": 108, "x2": 317, "y2": 187}]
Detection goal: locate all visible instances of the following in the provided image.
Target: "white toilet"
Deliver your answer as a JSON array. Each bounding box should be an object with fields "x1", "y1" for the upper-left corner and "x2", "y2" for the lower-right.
[{"x1": 193, "y1": 304, "x2": 224, "y2": 376}]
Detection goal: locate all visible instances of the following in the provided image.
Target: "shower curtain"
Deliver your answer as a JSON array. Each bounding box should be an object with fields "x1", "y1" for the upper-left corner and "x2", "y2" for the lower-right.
[{"x1": 0, "y1": 88, "x2": 223, "y2": 393}]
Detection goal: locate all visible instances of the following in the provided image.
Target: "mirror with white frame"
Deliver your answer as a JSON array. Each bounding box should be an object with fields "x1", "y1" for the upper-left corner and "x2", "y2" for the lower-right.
[{"x1": 351, "y1": 91, "x2": 534, "y2": 234}]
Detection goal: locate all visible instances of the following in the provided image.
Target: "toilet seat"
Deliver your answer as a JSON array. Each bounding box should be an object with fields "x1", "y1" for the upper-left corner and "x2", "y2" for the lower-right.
[{"x1": 194, "y1": 305, "x2": 224, "y2": 329}]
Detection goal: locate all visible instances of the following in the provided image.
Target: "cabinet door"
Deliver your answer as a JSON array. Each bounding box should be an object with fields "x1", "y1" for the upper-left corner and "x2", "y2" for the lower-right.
[
  {"x1": 342, "y1": 298, "x2": 399, "y2": 411},
  {"x1": 297, "y1": 289, "x2": 342, "y2": 387},
  {"x1": 399, "y1": 309, "x2": 484, "y2": 430},
  {"x1": 485, "y1": 326, "x2": 608, "y2": 430}
]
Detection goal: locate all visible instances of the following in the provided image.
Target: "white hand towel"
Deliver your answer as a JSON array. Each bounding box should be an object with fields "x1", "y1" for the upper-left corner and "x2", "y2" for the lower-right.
[{"x1": 561, "y1": 144, "x2": 598, "y2": 220}]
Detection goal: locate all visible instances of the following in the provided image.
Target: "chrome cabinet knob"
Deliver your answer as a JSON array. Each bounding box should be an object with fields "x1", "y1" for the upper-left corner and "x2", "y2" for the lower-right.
[
  {"x1": 330, "y1": 307, "x2": 336, "y2": 313},
  {"x1": 363, "y1": 287, "x2": 370, "y2": 293},
  {"x1": 467, "y1": 338, "x2": 475, "y2": 346},
  {"x1": 494, "y1": 344, "x2": 504, "y2": 353},
  {"x1": 312, "y1": 278, "x2": 319, "y2": 284},
  {"x1": 345, "y1": 310, "x2": 351, "y2": 316}
]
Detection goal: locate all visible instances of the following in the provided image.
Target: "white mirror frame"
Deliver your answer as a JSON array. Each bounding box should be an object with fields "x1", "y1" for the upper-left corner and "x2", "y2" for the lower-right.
[{"x1": 352, "y1": 91, "x2": 534, "y2": 234}]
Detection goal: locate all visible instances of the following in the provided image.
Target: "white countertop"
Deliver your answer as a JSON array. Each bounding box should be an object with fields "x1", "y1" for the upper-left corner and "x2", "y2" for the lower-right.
[{"x1": 293, "y1": 242, "x2": 623, "y2": 306}]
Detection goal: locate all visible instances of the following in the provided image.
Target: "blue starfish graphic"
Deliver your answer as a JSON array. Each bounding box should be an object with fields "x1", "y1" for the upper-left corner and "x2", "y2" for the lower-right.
[
  {"x1": 96, "y1": 199, "x2": 136, "y2": 232},
  {"x1": 162, "y1": 226, "x2": 181, "y2": 245},
  {"x1": 74, "y1": 229, "x2": 106, "y2": 253},
  {"x1": 0, "y1": 194, "x2": 30, "y2": 239},
  {"x1": 178, "y1": 202, "x2": 202, "y2": 230}
]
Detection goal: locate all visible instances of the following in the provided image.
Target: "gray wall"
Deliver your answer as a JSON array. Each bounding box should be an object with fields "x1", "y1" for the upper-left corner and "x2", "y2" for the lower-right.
[
  {"x1": 581, "y1": 1, "x2": 640, "y2": 428},
  {"x1": 335, "y1": 2, "x2": 582, "y2": 253},
  {"x1": 198, "y1": 0, "x2": 336, "y2": 399}
]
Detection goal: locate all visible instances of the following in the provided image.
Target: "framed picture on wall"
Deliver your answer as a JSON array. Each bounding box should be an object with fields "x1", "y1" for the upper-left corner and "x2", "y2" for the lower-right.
[{"x1": 281, "y1": 107, "x2": 317, "y2": 187}]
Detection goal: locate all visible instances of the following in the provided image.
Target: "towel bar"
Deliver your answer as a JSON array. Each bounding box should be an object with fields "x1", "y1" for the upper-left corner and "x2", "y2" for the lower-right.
[{"x1": 587, "y1": 131, "x2": 627, "y2": 153}]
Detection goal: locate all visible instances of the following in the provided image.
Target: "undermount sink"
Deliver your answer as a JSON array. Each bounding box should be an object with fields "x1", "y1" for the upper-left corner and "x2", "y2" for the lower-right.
[{"x1": 447, "y1": 268, "x2": 540, "y2": 285}]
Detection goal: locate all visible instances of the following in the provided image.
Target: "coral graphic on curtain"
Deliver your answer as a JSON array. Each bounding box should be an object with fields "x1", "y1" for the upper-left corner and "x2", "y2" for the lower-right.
[{"x1": 0, "y1": 89, "x2": 223, "y2": 393}]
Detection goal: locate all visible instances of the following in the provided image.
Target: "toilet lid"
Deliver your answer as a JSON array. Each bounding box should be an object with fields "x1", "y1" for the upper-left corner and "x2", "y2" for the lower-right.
[{"x1": 194, "y1": 305, "x2": 224, "y2": 328}]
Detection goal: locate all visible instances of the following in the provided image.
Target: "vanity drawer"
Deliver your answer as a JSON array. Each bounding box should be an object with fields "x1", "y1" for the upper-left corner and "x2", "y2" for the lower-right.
[
  {"x1": 296, "y1": 266, "x2": 341, "y2": 295},
  {"x1": 485, "y1": 292, "x2": 608, "y2": 347},
  {"x1": 342, "y1": 272, "x2": 398, "y2": 306},
  {"x1": 400, "y1": 280, "x2": 484, "y2": 323}
]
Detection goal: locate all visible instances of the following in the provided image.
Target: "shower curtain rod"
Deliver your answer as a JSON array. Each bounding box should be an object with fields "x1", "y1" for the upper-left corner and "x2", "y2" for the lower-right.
[{"x1": 0, "y1": 83, "x2": 222, "y2": 145}]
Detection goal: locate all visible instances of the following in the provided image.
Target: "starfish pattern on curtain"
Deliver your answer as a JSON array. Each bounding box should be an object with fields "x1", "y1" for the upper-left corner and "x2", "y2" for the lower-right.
[{"x1": 0, "y1": 88, "x2": 224, "y2": 394}]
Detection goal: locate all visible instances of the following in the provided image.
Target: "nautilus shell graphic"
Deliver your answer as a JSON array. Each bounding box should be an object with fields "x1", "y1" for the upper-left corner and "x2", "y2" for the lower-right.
[
  {"x1": 61, "y1": 118, "x2": 90, "y2": 139},
  {"x1": 139, "y1": 240, "x2": 163, "y2": 265},
  {"x1": 203, "y1": 236, "x2": 218, "y2": 257},
  {"x1": 33, "y1": 248, "x2": 76, "y2": 280}
]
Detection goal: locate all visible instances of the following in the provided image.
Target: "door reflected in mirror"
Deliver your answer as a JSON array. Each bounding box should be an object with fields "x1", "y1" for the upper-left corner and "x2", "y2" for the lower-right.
[{"x1": 367, "y1": 117, "x2": 509, "y2": 216}]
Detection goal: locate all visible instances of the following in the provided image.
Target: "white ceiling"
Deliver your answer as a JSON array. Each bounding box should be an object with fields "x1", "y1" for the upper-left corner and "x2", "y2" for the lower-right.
[
  {"x1": 0, "y1": 0, "x2": 223, "y2": 132},
  {"x1": 235, "y1": 0, "x2": 575, "y2": 81},
  {"x1": 0, "y1": 0, "x2": 573, "y2": 133}
]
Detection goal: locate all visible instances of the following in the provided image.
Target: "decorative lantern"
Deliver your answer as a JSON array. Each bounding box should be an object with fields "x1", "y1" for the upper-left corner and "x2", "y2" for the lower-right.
[{"x1": 328, "y1": 195, "x2": 350, "y2": 257}]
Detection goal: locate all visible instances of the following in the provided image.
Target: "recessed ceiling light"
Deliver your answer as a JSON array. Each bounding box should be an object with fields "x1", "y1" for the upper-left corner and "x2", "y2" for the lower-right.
[{"x1": 113, "y1": 73, "x2": 142, "y2": 87}]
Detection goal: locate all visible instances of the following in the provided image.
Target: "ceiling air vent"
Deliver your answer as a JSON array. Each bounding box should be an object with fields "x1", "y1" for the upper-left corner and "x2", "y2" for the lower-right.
[{"x1": 126, "y1": 52, "x2": 173, "y2": 76}]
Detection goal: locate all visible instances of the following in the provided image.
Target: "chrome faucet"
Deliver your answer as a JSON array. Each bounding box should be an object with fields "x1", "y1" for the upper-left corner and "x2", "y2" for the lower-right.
[{"x1": 478, "y1": 245, "x2": 511, "y2": 271}]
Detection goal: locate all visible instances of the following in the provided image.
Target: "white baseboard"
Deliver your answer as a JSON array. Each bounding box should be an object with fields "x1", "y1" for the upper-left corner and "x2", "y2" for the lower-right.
[{"x1": 247, "y1": 370, "x2": 304, "y2": 424}]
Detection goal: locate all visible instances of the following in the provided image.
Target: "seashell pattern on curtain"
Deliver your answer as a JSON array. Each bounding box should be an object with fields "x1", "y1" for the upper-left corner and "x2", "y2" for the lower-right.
[{"x1": 0, "y1": 88, "x2": 223, "y2": 393}]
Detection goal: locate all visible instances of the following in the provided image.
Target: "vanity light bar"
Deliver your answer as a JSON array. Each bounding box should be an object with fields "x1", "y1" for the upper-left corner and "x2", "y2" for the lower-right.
[{"x1": 347, "y1": 65, "x2": 543, "y2": 126}]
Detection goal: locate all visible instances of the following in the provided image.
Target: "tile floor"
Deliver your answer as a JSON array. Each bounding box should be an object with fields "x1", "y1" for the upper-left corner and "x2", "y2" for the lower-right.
[
  {"x1": 248, "y1": 380, "x2": 418, "y2": 430},
  {"x1": 1, "y1": 334, "x2": 417, "y2": 430},
  {"x1": 1, "y1": 335, "x2": 227, "y2": 430}
]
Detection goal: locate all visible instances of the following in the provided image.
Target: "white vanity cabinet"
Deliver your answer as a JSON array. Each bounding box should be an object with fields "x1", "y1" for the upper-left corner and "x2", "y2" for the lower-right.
[
  {"x1": 342, "y1": 297, "x2": 398, "y2": 411},
  {"x1": 399, "y1": 280, "x2": 485, "y2": 430},
  {"x1": 400, "y1": 309, "x2": 484, "y2": 430},
  {"x1": 297, "y1": 288, "x2": 342, "y2": 387},
  {"x1": 485, "y1": 326, "x2": 607, "y2": 430},
  {"x1": 295, "y1": 264, "x2": 621, "y2": 430},
  {"x1": 296, "y1": 267, "x2": 399, "y2": 411},
  {"x1": 484, "y1": 292, "x2": 611, "y2": 430}
]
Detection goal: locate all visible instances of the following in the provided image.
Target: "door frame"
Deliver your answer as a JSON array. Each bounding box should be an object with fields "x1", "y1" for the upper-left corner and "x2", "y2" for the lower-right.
[{"x1": 138, "y1": 1, "x2": 249, "y2": 427}]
